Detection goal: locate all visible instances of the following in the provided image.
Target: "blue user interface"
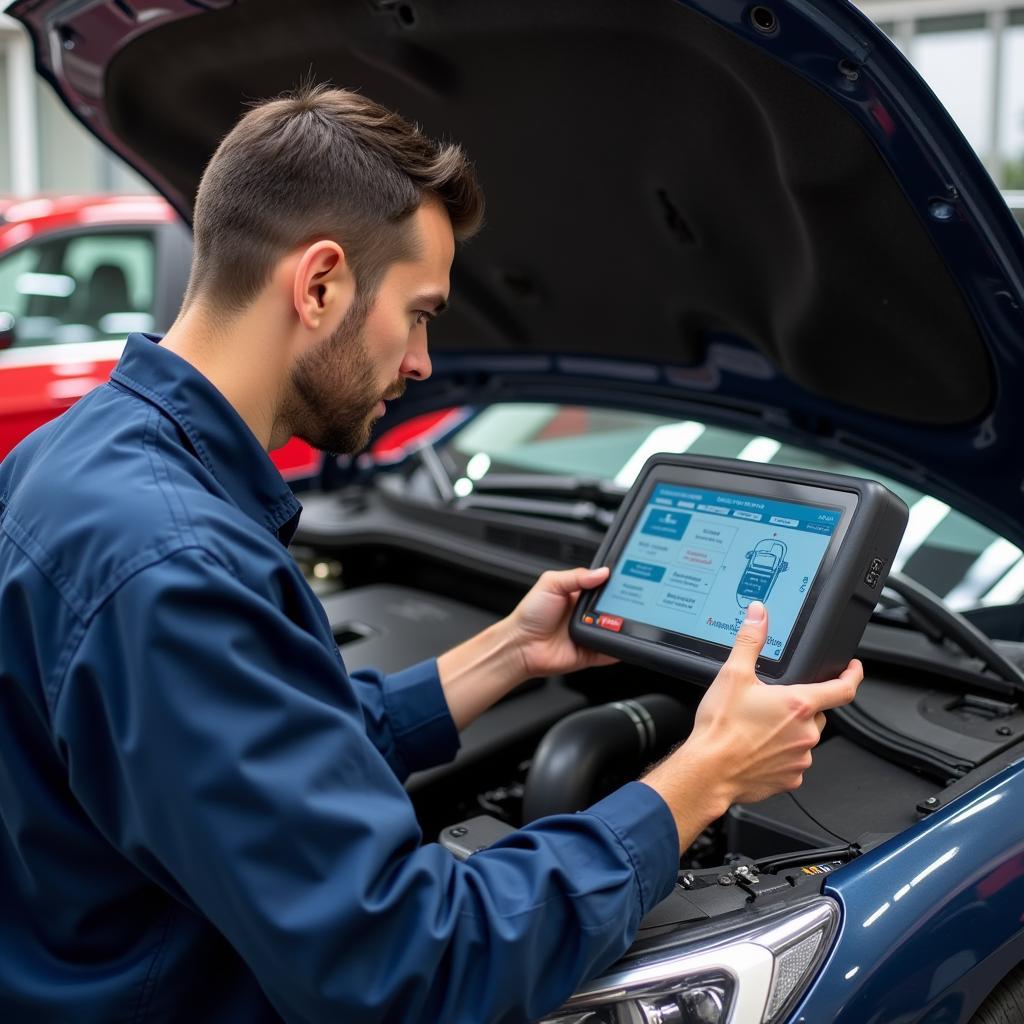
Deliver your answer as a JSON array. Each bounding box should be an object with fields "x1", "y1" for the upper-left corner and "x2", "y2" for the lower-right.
[{"x1": 596, "y1": 483, "x2": 842, "y2": 661}]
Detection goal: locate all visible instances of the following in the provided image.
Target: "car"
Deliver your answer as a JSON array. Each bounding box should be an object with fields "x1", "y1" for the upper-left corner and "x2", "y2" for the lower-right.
[
  {"x1": 0, "y1": 194, "x2": 320, "y2": 477},
  {"x1": 10, "y1": 0, "x2": 1024, "y2": 1022},
  {"x1": 736, "y1": 538, "x2": 789, "y2": 609}
]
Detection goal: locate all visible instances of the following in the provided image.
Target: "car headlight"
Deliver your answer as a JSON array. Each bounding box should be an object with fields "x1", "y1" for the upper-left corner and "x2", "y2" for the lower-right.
[{"x1": 541, "y1": 897, "x2": 838, "y2": 1024}]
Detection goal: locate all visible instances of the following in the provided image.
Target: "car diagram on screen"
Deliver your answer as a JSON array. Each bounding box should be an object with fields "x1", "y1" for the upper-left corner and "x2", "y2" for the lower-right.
[{"x1": 736, "y1": 538, "x2": 789, "y2": 608}]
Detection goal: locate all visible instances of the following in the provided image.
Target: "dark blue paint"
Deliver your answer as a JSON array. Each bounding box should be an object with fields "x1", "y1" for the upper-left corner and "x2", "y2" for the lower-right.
[{"x1": 790, "y1": 762, "x2": 1024, "y2": 1022}]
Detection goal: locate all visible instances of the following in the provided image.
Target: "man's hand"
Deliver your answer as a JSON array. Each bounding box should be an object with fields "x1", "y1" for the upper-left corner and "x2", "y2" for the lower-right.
[
  {"x1": 641, "y1": 600, "x2": 863, "y2": 853},
  {"x1": 507, "y1": 566, "x2": 618, "y2": 680},
  {"x1": 437, "y1": 566, "x2": 616, "y2": 730}
]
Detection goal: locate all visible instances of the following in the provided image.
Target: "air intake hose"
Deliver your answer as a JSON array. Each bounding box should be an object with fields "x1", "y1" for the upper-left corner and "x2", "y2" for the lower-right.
[{"x1": 522, "y1": 693, "x2": 693, "y2": 822}]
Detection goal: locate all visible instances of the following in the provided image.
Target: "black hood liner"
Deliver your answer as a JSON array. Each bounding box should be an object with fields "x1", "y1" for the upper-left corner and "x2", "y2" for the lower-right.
[{"x1": 103, "y1": 0, "x2": 991, "y2": 425}]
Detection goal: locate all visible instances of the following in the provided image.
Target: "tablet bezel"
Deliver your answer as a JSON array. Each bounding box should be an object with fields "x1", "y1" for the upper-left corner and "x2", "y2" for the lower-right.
[{"x1": 576, "y1": 461, "x2": 860, "y2": 679}]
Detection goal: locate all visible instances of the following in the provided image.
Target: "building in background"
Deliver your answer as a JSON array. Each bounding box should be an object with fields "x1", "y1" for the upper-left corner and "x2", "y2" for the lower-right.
[
  {"x1": 0, "y1": 12, "x2": 151, "y2": 197},
  {"x1": 863, "y1": 0, "x2": 1024, "y2": 185}
]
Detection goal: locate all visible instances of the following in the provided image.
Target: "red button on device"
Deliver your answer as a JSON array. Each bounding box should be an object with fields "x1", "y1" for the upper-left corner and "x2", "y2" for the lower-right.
[{"x1": 597, "y1": 614, "x2": 623, "y2": 632}]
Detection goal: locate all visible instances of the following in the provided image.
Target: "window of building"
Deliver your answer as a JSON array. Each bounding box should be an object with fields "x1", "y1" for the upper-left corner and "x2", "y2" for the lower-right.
[
  {"x1": 1001, "y1": 10, "x2": 1024, "y2": 187},
  {"x1": 912, "y1": 13, "x2": 995, "y2": 158}
]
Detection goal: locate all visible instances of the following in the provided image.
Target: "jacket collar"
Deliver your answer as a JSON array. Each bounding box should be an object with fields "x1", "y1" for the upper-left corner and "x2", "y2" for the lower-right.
[{"x1": 111, "y1": 333, "x2": 301, "y2": 544}]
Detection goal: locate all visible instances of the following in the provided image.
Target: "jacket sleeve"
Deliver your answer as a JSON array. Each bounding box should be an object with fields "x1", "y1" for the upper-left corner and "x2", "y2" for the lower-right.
[
  {"x1": 52, "y1": 545, "x2": 680, "y2": 1024},
  {"x1": 347, "y1": 659, "x2": 461, "y2": 780}
]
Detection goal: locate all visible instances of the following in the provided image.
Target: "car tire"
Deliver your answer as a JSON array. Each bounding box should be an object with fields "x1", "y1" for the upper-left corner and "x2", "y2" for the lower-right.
[{"x1": 970, "y1": 963, "x2": 1024, "y2": 1024}]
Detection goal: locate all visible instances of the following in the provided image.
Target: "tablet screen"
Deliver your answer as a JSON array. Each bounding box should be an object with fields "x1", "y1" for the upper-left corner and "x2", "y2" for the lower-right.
[{"x1": 590, "y1": 482, "x2": 844, "y2": 661}]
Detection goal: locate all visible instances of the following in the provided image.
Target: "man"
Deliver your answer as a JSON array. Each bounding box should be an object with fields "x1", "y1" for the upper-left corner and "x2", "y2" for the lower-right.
[{"x1": 0, "y1": 86, "x2": 861, "y2": 1022}]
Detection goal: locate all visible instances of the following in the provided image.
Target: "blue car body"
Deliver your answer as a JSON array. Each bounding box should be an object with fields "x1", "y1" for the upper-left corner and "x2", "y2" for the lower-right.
[
  {"x1": 804, "y1": 763, "x2": 1024, "y2": 1022},
  {"x1": 10, "y1": 0, "x2": 1024, "y2": 1021}
]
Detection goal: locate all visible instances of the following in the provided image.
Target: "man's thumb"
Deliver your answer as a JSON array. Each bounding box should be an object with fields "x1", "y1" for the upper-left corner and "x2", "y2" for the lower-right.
[{"x1": 726, "y1": 601, "x2": 768, "y2": 671}]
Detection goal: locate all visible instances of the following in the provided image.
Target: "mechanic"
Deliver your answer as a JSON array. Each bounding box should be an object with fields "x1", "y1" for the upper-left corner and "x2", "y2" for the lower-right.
[{"x1": 0, "y1": 86, "x2": 862, "y2": 1023}]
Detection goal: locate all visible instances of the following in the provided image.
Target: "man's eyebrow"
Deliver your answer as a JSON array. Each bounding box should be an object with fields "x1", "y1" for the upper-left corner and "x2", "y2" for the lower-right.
[{"x1": 412, "y1": 293, "x2": 449, "y2": 317}]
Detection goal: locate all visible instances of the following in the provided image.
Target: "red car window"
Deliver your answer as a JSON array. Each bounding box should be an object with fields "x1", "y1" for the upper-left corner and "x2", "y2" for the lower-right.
[{"x1": 0, "y1": 230, "x2": 156, "y2": 347}]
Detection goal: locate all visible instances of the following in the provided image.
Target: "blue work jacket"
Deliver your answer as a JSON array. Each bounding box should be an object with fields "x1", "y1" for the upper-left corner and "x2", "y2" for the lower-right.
[{"x1": 0, "y1": 334, "x2": 679, "y2": 1023}]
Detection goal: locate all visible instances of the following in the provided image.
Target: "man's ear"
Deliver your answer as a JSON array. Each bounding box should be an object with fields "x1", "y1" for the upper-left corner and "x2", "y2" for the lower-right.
[{"x1": 292, "y1": 240, "x2": 357, "y2": 331}]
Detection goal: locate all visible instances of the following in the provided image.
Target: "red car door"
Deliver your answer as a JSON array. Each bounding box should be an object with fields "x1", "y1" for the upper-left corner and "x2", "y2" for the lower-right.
[{"x1": 0, "y1": 340, "x2": 123, "y2": 458}]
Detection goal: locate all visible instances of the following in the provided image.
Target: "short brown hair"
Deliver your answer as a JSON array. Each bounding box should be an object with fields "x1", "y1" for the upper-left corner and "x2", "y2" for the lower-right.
[{"x1": 185, "y1": 84, "x2": 484, "y2": 314}]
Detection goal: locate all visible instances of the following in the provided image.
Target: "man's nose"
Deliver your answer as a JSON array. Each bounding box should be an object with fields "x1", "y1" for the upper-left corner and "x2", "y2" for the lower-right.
[{"x1": 401, "y1": 335, "x2": 432, "y2": 381}]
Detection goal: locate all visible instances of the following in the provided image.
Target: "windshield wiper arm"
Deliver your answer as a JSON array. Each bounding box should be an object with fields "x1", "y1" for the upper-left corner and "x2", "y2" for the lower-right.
[
  {"x1": 416, "y1": 444, "x2": 455, "y2": 501},
  {"x1": 468, "y1": 474, "x2": 627, "y2": 508},
  {"x1": 454, "y1": 492, "x2": 616, "y2": 529},
  {"x1": 453, "y1": 474, "x2": 626, "y2": 528},
  {"x1": 882, "y1": 572, "x2": 1024, "y2": 695}
]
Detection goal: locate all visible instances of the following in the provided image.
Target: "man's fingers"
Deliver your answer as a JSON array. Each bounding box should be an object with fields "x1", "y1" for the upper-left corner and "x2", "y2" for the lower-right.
[
  {"x1": 539, "y1": 566, "x2": 610, "y2": 596},
  {"x1": 724, "y1": 601, "x2": 769, "y2": 674},
  {"x1": 795, "y1": 659, "x2": 864, "y2": 713}
]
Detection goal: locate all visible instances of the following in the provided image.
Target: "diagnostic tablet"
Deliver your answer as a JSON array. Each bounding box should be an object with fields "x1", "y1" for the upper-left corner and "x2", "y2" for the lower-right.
[{"x1": 570, "y1": 454, "x2": 908, "y2": 685}]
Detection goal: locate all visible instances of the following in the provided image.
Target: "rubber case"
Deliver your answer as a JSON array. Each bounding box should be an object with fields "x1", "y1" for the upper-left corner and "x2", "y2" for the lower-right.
[{"x1": 570, "y1": 454, "x2": 909, "y2": 685}]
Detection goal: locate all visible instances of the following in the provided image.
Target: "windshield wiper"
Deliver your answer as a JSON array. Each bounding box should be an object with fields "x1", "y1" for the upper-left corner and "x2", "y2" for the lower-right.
[
  {"x1": 453, "y1": 475, "x2": 626, "y2": 529},
  {"x1": 468, "y1": 474, "x2": 626, "y2": 506},
  {"x1": 875, "y1": 572, "x2": 1024, "y2": 697}
]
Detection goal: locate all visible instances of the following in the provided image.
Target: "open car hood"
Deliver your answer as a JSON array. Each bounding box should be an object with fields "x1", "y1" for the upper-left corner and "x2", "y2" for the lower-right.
[{"x1": 11, "y1": 0, "x2": 1024, "y2": 543}]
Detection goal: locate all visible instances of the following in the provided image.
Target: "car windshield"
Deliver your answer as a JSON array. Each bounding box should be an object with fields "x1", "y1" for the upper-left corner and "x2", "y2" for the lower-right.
[{"x1": 437, "y1": 402, "x2": 1021, "y2": 611}]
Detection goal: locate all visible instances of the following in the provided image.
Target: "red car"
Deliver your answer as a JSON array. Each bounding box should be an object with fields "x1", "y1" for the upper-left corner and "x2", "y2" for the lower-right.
[{"x1": 0, "y1": 194, "x2": 320, "y2": 478}]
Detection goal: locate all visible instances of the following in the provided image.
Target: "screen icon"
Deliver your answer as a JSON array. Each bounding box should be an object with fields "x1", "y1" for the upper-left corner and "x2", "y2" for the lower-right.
[{"x1": 736, "y1": 539, "x2": 790, "y2": 608}]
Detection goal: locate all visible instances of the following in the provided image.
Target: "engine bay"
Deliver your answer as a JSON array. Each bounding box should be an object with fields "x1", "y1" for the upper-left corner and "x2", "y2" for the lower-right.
[{"x1": 291, "y1": 472, "x2": 1024, "y2": 947}]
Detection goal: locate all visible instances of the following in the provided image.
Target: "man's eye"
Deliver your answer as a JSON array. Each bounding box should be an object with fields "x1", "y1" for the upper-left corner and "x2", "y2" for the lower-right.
[{"x1": 413, "y1": 311, "x2": 432, "y2": 326}]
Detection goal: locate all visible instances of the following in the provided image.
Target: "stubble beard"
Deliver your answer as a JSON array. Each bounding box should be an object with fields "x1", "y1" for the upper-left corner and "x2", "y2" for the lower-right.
[{"x1": 285, "y1": 296, "x2": 405, "y2": 456}]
